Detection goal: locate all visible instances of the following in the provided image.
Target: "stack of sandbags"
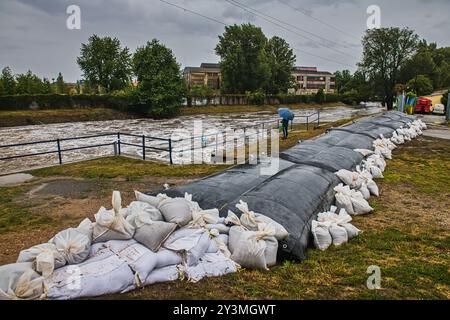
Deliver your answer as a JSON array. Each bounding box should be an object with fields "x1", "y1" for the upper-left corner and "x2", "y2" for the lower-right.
[
  {"x1": 363, "y1": 155, "x2": 386, "y2": 179},
  {"x1": 335, "y1": 167, "x2": 379, "y2": 200},
  {"x1": 391, "y1": 131, "x2": 405, "y2": 145},
  {"x1": 334, "y1": 183, "x2": 373, "y2": 216},
  {"x1": 312, "y1": 206, "x2": 361, "y2": 251},
  {"x1": 373, "y1": 138, "x2": 393, "y2": 160}
]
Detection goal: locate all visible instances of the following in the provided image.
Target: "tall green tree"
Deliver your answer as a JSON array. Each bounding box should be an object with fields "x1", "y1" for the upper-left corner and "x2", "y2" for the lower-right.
[
  {"x1": 360, "y1": 27, "x2": 419, "y2": 109},
  {"x1": 334, "y1": 69, "x2": 352, "y2": 94},
  {"x1": 77, "y1": 35, "x2": 132, "y2": 93},
  {"x1": 1, "y1": 67, "x2": 16, "y2": 95},
  {"x1": 407, "y1": 75, "x2": 433, "y2": 96},
  {"x1": 215, "y1": 24, "x2": 271, "y2": 94},
  {"x1": 133, "y1": 39, "x2": 186, "y2": 117},
  {"x1": 15, "y1": 71, "x2": 47, "y2": 94},
  {"x1": 56, "y1": 72, "x2": 65, "y2": 94},
  {"x1": 265, "y1": 36, "x2": 296, "y2": 94}
]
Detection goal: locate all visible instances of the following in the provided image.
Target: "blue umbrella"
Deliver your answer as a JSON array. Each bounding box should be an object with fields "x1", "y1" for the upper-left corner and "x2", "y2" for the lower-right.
[{"x1": 278, "y1": 107, "x2": 295, "y2": 121}]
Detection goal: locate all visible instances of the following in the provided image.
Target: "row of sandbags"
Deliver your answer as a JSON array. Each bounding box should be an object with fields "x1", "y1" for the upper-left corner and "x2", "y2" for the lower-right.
[
  {"x1": 0, "y1": 189, "x2": 289, "y2": 300},
  {"x1": 311, "y1": 118, "x2": 427, "y2": 251}
]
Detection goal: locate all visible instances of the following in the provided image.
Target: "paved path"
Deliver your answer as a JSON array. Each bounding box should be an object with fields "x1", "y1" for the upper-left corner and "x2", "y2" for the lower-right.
[
  {"x1": 422, "y1": 127, "x2": 450, "y2": 140},
  {"x1": 0, "y1": 173, "x2": 34, "y2": 187}
]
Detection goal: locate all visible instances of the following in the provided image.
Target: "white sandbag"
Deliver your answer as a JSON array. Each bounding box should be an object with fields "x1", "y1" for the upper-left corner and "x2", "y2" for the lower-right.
[
  {"x1": 350, "y1": 190, "x2": 373, "y2": 215},
  {"x1": 359, "y1": 183, "x2": 371, "y2": 200},
  {"x1": 164, "y1": 229, "x2": 211, "y2": 266},
  {"x1": 369, "y1": 165, "x2": 384, "y2": 179},
  {"x1": 93, "y1": 206, "x2": 135, "y2": 243},
  {"x1": 45, "y1": 251, "x2": 136, "y2": 300},
  {"x1": 134, "y1": 190, "x2": 162, "y2": 207},
  {"x1": 230, "y1": 224, "x2": 277, "y2": 270},
  {"x1": 224, "y1": 210, "x2": 242, "y2": 226},
  {"x1": 236, "y1": 200, "x2": 288, "y2": 241},
  {"x1": 334, "y1": 184, "x2": 355, "y2": 215},
  {"x1": 366, "y1": 179, "x2": 379, "y2": 197},
  {"x1": 142, "y1": 265, "x2": 180, "y2": 287},
  {"x1": 0, "y1": 262, "x2": 45, "y2": 300},
  {"x1": 127, "y1": 201, "x2": 163, "y2": 221},
  {"x1": 155, "y1": 249, "x2": 182, "y2": 269},
  {"x1": 228, "y1": 225, "x2": 248, "y2": 254},
  {"x1": 329, "y1": 223, "x2": 348, "y2": 246},
  {"x1": 52, "y1": 228, "x2": 91, "y2": 265},
  {"x1": 76, "y1": 218, "x2": 94, "y2": 241},
  {"x1": 182, "y1": 251, "x2": 238, "y2": 283},
  {"x1": 158, "y1": 198, "x2": 192, "y2": 227},
  {"x1": 311, "y1": 220, "x2": 332, "y2": 251},
  {"x1": 188, "y1": 208, "x2": 221, "y2": 228},
  {"x1": 127, "y1": 211, "x2": 177, "y2": 252},
  {"x1": 205, "y1": 223, "x2": 230, "y2": 234},
  {"x1": 335, "y1": 169, "x2": 363, "y2": 189},
  {"x1": 340, "y1": 223, "x2": 361, "y2": 239},
  {"x1": 17, "y1": 243, "x2": 66, "y2": 277},
  {"x1": 354, "y1": 149, "x2": 374, "y2": 157}
]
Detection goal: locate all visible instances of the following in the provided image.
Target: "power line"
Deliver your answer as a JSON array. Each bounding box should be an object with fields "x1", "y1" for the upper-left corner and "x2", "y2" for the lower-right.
[
  {"x1": 159, "y1": 0, "x2": 227, "y2": 26},
  {"x1": 224, "y1": 0, "x2": 359, "y2": 60},
  {"x1": 158, "y1": 0, "x2": 353, "y2": 68},
  {"x1": 277, "y1": 0, "x2": 361, "y2": 42}
]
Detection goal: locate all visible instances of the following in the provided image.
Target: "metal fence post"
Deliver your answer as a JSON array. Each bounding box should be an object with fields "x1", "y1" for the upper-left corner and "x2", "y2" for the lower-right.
[
  {"x1": 113, "y1": 142, "x2": 118, "y2": 156},
  {"x1": 117, "y1": 132, "x2": 121, "y2": 155},
  {"x1": 168, "y1": 139, "x2": 173, "y2": 165},
  {"x1": 142, "y1": 135, "x2": 146, "y2": 160},
  {"x1": 317, "y1": 110, "x2": 320, "y2": 127},
  {"x1": 306, "y1": 116, "x2": 309, "y2": 131},
  {"x1": 56, "y1": 139, "x2": 62, "y2": 164}
]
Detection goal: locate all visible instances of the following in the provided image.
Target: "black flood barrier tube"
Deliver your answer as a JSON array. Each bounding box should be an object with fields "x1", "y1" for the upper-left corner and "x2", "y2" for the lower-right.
[
  {"x1": 280, "y1": 145, "x2": 364, "y2": 172},
  {"x1": 151, "y1": 159, "x2": 295, "y2": 214},
  {"x1": 145, "y1": 112, "x2": 414, "y2": 261},
  {"x1": 228, "y1": 164, "x2": 340, "y2": 260}
]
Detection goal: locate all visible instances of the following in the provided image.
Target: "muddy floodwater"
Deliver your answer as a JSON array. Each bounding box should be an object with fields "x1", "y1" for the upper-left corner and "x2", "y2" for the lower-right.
[{"x1": 0, "y1": 104, "x2": 385, "y2": 174}]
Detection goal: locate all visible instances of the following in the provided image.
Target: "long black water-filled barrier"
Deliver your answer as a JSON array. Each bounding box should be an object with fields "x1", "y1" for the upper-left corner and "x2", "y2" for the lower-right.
[{"x1": 148, "y1": 111, "x2": 415, "y2": 260}]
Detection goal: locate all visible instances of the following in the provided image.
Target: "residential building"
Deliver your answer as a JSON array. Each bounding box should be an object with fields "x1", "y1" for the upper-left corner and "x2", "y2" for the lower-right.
[
  {"x1": 289, "y1": 66, "x2": 336, "y2": 95},
  {"x1": 183, "y1": 63, "x2": 221, "y2": 90}
]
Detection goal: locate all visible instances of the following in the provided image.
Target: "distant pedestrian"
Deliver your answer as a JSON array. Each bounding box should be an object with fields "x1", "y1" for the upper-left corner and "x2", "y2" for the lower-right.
[{"x1": 282, "y1": 118, "x2": 289, "y2": 139}]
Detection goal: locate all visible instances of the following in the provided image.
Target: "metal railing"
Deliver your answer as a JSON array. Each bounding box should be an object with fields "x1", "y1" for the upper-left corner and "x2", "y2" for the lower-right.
[{"x1": 0, "y1": 110, "x2": 319, "y2": 171}]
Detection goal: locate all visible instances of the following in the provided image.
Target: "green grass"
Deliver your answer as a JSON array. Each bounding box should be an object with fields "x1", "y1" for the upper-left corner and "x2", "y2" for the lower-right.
[
  {"x1": 0, "y1": 186, "x2": 53, "y2": 232},
  {"x1": 30, "y1": 156, "x2": 230, "y2": 180}
]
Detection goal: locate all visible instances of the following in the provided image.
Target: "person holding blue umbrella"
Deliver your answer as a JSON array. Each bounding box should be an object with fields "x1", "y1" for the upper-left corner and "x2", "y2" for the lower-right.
[{"x1": 278, "y1": 107, "x2": 294, "y2": 139}]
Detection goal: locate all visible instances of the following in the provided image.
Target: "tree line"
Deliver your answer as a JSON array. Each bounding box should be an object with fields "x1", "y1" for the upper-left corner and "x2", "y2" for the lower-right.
[{"x1": 1, "y1": 24, "x2": 449, "y2": 114}]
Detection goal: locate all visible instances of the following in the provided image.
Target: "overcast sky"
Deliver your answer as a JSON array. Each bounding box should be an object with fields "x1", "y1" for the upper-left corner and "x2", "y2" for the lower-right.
[{"x1": 0, "y1": 0, "x2": 448, "y2": 82}]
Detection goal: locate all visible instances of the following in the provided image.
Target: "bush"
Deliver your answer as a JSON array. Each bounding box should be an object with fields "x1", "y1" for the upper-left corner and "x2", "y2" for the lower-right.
[
  {"x1": 246, "y1": 90, "x2": 266, "y2": 105},
  {"x1": 441, "y1": 90, "x2": 449, "y2": 107}
]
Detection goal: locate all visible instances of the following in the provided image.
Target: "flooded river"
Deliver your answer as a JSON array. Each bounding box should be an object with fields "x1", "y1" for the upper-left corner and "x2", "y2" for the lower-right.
[{"x1": 0, "y1": 104, "x2": 385, "y2": 174}]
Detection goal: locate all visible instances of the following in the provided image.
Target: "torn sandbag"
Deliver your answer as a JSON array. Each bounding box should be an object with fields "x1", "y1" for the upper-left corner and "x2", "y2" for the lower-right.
[
  {"x1": 0, "y1": 262, "x2": 46, "y2": 300},
  {"x1": 228, "y1": 164, "x2": 340, "y2": 260}
]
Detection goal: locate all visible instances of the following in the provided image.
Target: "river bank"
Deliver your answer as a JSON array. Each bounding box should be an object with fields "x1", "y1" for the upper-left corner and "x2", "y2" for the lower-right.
[{"x1": 0, "y1": 102, "x2": 347, "y2": 128}]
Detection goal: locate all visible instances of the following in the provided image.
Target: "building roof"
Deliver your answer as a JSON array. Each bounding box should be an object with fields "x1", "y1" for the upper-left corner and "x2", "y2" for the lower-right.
[
  {"x1": 200, "y1": 63, "x2": 220, "y2": 69},
  {"x1": 184, "y1": 63, "x2": 221, "y2": 74},
  {"x1": 292, "y1": 66, "x2": 333, "y2": 76}
]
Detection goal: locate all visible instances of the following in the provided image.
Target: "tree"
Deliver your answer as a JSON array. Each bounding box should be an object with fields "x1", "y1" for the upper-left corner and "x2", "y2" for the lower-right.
[
  {"x1": 56, "y1": 72, "x2": 65, "y2": 94},
  {"x1": 42, "y1": 78, "x2": 52, "y2": 94},
  {"x1": 0, "y1": 78, "x2": 4, "y2": 96},
  {"x1": 265, "y1": 36, "x2": 296, "y2": 94},
  {"x1": 1, "y1": 67, "x2": 16, "y2": 95},
  {"x1": 315, "y1": 88, "x2": 325, "y2": 103},
  {"x1": 15, "y1": 71, "x2": 48, "y2": 94},
  {"x1": 77, "y1": 35, "x2": 132, "y2": 93},
  {"x1": 215, "y1": 24, "x2": 271, "y2": 94},
  {"x1": 132, "y1": 39, "x2": 186, "y2": 117},
  {"x1": 360, "y1": 27, "x2": 419, "y2": 109},
  {"x1": 334, "y1": 70, "x2": 352, "y2": 94},
  {"x1": 407, "y1": 75, "x2": 433, "y2": 96}
]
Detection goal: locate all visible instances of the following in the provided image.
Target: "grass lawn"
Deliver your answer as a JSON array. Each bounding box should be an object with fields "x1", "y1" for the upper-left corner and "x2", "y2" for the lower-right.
[{"x1": 0, "y1": 123, "x2": 448, "y2": 299}]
